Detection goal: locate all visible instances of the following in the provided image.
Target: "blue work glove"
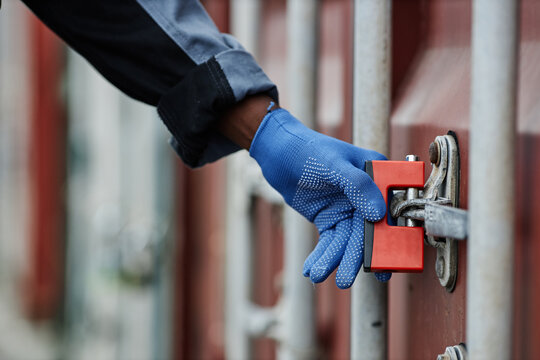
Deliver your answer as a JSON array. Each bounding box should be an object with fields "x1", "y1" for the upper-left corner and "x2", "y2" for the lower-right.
[{"x1": 249, "y1": 107, "x2": 391, "y2": 289}]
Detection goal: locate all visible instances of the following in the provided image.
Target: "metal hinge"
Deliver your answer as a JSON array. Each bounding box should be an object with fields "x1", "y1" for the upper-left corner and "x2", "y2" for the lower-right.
[{"x1": 391, "y1": 132, "x2": 467, "y2": 292}]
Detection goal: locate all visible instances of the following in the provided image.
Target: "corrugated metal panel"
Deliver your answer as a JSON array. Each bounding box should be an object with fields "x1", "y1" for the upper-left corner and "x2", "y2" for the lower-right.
[
  {"x1": 176, "y1": 0, "x2": 540, "y2": 358},
  {"x1": 389, "y1": 0, "x2": 540, "y2": 358}
]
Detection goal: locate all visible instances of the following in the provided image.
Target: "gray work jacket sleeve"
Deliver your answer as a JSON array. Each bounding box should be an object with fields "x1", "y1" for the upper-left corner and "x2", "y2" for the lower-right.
[{"x1": 21, "y1": 0, "x2": 278, "y2": 167}]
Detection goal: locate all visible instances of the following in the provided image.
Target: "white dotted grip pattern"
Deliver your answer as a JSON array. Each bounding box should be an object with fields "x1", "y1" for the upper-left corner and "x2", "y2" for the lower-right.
[{"x1": 294, "y1": 158, "x2": 391, "y2": 288}]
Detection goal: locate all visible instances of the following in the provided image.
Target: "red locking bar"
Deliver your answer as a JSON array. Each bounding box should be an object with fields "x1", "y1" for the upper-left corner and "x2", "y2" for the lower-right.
[{"x1": 364, "y1": 160, "x2": 425, "y2": 272}]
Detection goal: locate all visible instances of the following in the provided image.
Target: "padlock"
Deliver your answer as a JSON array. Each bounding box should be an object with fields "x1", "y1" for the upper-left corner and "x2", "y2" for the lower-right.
[{"x1": 363, "y1": 160, "x2": 425, "y2": 272}]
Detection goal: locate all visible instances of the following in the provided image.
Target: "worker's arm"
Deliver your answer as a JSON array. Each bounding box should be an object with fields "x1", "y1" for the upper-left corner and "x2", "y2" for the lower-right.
[
  {"x1": 20, "y1": 0, "x2": 389, "y2": 288},
  {"x1": 21, "y1": 0, "x2": 277, "y2": 167}
]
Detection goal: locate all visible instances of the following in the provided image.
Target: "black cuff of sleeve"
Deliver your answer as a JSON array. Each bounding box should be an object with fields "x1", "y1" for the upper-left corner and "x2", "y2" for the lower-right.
[
  {"x1": 157, "y1": 56, "x2": 279, "y2": 168},
  {"x1": 157, "y1": 57, "x2": 236, "y2": 167}
]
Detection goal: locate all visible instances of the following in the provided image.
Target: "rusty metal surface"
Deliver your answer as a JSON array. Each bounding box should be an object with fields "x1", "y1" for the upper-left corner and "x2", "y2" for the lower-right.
[
  {"x1": 389, "y1": 130, "x2": 468, "y2": 360},
  {"x1": 177, "y1": 0, "x2": 540, "y2": 359},
  {"x1": 515, "y1": 134, "x2": 540, "y2": 359},
  {"x1": 389, "y1": 0, "x2": 540, "y2": 359},
  {"x1": 388, "y1": 2, "x2": 471, "y2": 353},
  {"x1": 173, "y1": 3, "x2": 229, "y2": 360},
  {"x1": 514, "y1": 4, "x2": 540, "y2": 355},
  {"x1": 173, "y1": 163, "x2": 227, "y2": 360},
  {"x1": 25, "y1": 17, "x2": 66, "y2": 320}
]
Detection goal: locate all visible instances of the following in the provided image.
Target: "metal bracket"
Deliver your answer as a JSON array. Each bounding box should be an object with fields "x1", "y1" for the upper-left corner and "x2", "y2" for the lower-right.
[
  {"x1": 390, "y1": 133, "x2": 462, "y2": 291},
  {"x1": 429, "y1": 133, "x2": 460, "y2": 292}
]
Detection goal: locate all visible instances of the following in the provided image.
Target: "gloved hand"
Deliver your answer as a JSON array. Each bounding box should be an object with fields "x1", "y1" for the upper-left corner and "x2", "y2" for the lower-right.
[{"x1": 249, "y1": 107, "x2": 391, "y2": 289}]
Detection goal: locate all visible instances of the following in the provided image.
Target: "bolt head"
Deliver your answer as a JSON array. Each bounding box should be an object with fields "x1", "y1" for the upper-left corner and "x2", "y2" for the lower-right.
[
  {"x1": 406, "y1": 154, "x2": 419, "y2": 162},
  {"x1": 429, "y1": 142, "x2": 440, "y2": 165}
]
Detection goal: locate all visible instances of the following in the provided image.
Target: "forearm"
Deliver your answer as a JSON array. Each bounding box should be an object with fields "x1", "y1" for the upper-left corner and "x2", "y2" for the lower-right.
[{"x1": 218, "y1": 94, "x2": 277, "y2": 150}]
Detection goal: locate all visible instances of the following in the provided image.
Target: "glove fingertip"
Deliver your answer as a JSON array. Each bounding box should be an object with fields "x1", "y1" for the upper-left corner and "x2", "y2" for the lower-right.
[
  {"x1": 336, "y1": 274, "x2": 355, "y2": 289},
  {"x1": 374, "y1": 272, "x2": 392, "y2": 282},
  {"x1": 309, "y1": 265, "x2": 331, "y2": 283},
  {"x1": 335, "y1": 260, "x2": 360, "y2": 289},
  {"x1": 302, "y1": 261, "x2": 312, "y2": 277}
]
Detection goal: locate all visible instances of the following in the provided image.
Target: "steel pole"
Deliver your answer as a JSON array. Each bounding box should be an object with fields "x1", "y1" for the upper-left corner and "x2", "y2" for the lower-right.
[
  {"x1": 278, "y1": 0, "x2": 318, "y2": 359},
  {"x1": 468, "y1": 0, "x2": 518, "y2": 359},
  {"x1": 225, "y1": 2, "x2": 261, "y2": 359},
  {"x1": 351, "y1": 0, "x2": 391, "y2": 359}
]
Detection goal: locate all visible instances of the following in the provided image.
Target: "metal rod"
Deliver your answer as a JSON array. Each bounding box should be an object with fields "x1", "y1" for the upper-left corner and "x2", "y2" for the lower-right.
[
  {"x1": 351, "y1": 0, "x2": 392, "y2": 359},
  {"x1": 277, "y1": 1, "x2": 318, "y2": 359},
  {"x1": 224, "y1": 169, "x2": 253, "y2": 360},
  {"x1": 405, "y1": 155, "x2": 419, "y2": 227},
  {"x1": 286, "y1": 0, "x2": 317, "y2": 127},
  {"x1": 225, "y1": 1, "x2": 261, "y2": 358},
  {"x1": 468, "y1": 0, "x2": 518, "y2": 358}
]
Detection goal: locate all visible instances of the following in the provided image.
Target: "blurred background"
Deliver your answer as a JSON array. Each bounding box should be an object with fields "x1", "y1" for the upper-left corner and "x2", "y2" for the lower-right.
[
  {"x1": 1, "y1": 0, "x2": 540, "y2": 359},
  {"x1": 1, "y1": 1, "x2": 176, "y2": 359}
]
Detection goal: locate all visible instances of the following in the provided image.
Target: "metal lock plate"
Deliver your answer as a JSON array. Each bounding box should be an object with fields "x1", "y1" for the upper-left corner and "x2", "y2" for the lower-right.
[{"x1": 426, "y1": 133, "x2": 460, "y2": 292}]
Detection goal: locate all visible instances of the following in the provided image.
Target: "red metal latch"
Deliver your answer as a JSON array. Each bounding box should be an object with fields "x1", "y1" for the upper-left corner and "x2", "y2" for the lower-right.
[{"x1": 363, "y1": 160, "x2": 425, "y2": 273}]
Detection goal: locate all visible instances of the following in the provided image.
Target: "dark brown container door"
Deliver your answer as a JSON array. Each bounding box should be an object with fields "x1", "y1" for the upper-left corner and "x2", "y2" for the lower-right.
[{"x1": 389, "y1": 1, "x2": 540, "y2": 359}]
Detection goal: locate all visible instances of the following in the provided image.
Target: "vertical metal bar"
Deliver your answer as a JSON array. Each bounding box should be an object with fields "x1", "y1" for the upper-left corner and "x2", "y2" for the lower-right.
[
  {"x1": 225, "y1": 1, "x2": 261, "y2": 359},
  {"x1": 279, "y1": 0, "x2": 318, "y2": 359},
  {"x1": 351, "y1": 0, "x2": 391, "y2": 359},
  {"x1": 0, "y1": 0, "x2": 32, "y2": 288},
  {"x1": 468, "y1": 0, "x2": 518, "y2": 359},
  {"x1": 224, "y1": 162, "x2": 253, "y2": 360},
  {"x1": 286, "y1": 0, "x2": 317, "y2": 128},
  {"x1": 150, "y1": 119, "x2": 175, "y2": 360},
  {"x1": 230, "y1": 0, "x2": 261, "y2": 56},
  {"x1": 405, "y1": 155, "x2": 420, "y2": 228},
  {"x1": 65, "y1": 49, "x2": 124, "y2": 359}
]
